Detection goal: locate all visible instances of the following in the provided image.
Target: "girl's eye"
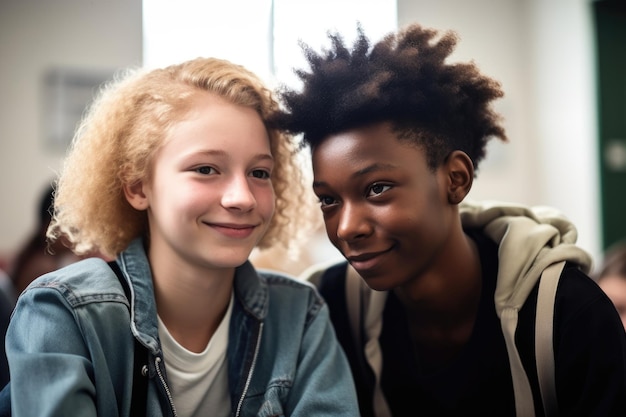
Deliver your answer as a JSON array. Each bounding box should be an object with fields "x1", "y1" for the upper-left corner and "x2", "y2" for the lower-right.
[
  {"x1": 318, "y1": 196, "x2": 337, "y2": 208},
  {"x1": 251, "y1": 169, "x2": 271, "y2": 179},
  {"x1": 367, "y1": 183, "x2": 392, "y2": 197},
  {"x1": 195, "y1": 166, "x2": 216, "y2": 175}
]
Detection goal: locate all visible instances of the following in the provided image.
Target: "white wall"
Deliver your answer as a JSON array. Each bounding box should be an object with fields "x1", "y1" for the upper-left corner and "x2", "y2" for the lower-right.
[
  {"x1": 0, "y1": 0, "x2": 142, "y2": 261},
  {"x1": 0, "y1": 0, "x2": 603, "y2": 271},
  {"x1": 527, "y1": 0, "x2": 601, "y2": 266},
  {"x1": 397, "y1": 0, "x2": 601, "y2": 265}
]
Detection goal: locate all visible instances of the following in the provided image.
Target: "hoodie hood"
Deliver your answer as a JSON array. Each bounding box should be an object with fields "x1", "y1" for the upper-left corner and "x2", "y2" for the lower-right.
[
  {"x1": 303, "y1": 200, "x2": 592, "y2": 416},
  {"x1": 460, "y1": 199, "x2": 593, "y2": 317}
]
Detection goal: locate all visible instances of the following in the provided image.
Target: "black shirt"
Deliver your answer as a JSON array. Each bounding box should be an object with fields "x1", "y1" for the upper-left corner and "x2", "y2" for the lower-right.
[{"x1": 318, "y1": 229, "x2": 626, "y2": 416}]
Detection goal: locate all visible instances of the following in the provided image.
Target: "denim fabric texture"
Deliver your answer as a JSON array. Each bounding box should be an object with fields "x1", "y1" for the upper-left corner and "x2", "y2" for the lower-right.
[{"x1": 5, "y1": 238, "x2": 358, "y2": 417}]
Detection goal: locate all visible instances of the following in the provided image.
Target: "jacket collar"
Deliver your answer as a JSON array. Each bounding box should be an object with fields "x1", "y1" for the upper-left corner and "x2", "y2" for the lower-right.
[
  {"x1": 233, "y1": 260, "x2": 268, "y2": 321},
  {"x1": 116, "y1": 238, "x2": 269, "y2": 352}
]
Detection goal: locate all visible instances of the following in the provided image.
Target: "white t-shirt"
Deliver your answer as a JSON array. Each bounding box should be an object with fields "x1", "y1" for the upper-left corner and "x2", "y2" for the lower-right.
[{"x1": 158, "y1": 292, "x2": 233, "y2": 417}]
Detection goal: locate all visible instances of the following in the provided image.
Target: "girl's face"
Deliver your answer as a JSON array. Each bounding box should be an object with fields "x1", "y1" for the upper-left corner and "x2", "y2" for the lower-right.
[
  {"x1": 131, "y1": 93, "x2": 275, "y2": 272},
  {"x1": 311, "y1": 122, "x2": 457, "y2": 291}
]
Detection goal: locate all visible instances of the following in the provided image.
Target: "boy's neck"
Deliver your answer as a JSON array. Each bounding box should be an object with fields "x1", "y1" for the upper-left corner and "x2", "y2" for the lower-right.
[{"x1": 393, "y1": 231, "x2": 482, "y2": 368}]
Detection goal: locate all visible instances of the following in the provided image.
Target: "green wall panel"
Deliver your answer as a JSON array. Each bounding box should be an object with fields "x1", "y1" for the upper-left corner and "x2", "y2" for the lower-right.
[{"x1": 593, "y1": 0, "x2": 626, "y2": 249}]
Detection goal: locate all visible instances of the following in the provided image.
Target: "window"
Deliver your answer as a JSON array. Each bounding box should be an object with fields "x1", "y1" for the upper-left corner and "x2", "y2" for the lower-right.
[
  {"x1": 142, "y1": 0, "x2": 397, "y2": 269},
  {"x1": 143, "y1": 0, "x2": 397, "y2": 88}
]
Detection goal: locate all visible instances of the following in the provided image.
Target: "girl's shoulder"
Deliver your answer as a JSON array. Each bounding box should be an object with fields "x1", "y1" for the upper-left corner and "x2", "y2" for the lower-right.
[
  {"x1": 258, "y1": 268, "x2": 316, "y2": 289},
  {"x1": 257, "y1": 268, "x2": 326, "y2": 312},
  {"x1": 21, "y1": 257, "x2": 125, "y2": 305}
]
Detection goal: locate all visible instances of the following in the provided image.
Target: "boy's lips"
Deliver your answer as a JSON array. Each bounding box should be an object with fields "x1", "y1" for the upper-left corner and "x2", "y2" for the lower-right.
[{"x1": 345, "y1": 248, "x2": 392, "y2": 271}]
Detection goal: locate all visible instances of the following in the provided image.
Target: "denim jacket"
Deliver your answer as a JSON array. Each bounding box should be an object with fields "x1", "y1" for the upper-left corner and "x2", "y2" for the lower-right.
[{"x1": 5, "y1": 238, "x2": 358, "y2": 416}]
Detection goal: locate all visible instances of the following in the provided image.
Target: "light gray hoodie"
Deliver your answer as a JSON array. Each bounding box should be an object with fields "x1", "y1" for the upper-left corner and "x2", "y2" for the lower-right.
[
  {"x1": 302, "y1": 200, "x2": 594, "y2": 417},
  {"x1": 459, "y1": 199, "x2": 593, "y2": 416}
]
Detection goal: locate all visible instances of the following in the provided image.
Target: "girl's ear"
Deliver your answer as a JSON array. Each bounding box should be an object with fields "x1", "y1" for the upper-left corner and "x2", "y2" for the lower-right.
[
  {"x1": 123, "y1": 180, "x2": 149, "y2": 211},
  {"x1": 445, "y1": 150, "x2": 474, "y2": 205}
]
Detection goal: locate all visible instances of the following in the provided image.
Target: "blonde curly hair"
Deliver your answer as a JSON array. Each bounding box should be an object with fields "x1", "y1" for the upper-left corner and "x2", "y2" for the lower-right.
[{"x1": 48, "y1": 57, "x2": 310, "y2": 260}]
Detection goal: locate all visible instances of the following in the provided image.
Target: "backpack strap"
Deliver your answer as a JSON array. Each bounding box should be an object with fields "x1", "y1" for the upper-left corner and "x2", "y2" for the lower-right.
[
  {"x1": 502, "y1": 306, "x2": 536, "y2": 417},
  {"x1": 502, "y1": 260, "x2": 566, "y2": 417},
  {"x1": 345, "y1": 265, "x2": 362, "y2": 356},
  {"x1": 535, "y1": 261, "x2": 564, "y2": 416},
  {"x1": 108, "y1": 261, "x2": 148, "y2": 417},
  {"x1": 345, "y1": 264, "x2": 392, "y2": 417}
]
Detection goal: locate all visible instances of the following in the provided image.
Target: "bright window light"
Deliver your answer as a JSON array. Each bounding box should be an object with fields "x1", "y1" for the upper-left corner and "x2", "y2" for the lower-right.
[
  {"x1": 272, "y1": 0, "x2": 397, "y2": 89},
  {"x1": 142, "y1": 0, "x2": 397, "y2": 269},
  {"x1": 142, "y1": 0, "x2": 274, "y2": 80},
  {"x1": 142, "y1": 0, "x2": 396, "y2": 87}
]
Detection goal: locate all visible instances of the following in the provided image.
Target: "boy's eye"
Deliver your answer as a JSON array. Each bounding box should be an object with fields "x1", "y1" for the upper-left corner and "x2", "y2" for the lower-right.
[
  {"x1": 367, "y1": 183, "x2": 391, "y2": 197},
  {"x1": 318, "y1": 196, "x2": 337, "y2": 208},
  {"x1": 195, "y1": 166, "x2": 216, "y2": 175},
  {"x1": 251, "y1": 169, "x2": 271, "y2": 179}
]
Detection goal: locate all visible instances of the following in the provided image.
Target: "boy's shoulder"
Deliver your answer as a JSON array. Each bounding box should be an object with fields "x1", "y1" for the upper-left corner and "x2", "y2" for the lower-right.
[{"x1": 298, "y1": 259, "x2": 348, "y2": 288}]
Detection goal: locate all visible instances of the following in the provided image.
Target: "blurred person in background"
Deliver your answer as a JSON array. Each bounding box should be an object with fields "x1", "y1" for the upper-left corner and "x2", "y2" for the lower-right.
[
  {"x1": 8, "y1": 182, "x2": 81, "y2": 296},
  {"x1": 0, "y1": 268, "x2": 11, "y2": 388},
  {"x1": 0, "y1": 182, "x2": 81, "y2": 392},
  {"x1": 595, "y1": 241, "x2": 626, "y2": 329}
]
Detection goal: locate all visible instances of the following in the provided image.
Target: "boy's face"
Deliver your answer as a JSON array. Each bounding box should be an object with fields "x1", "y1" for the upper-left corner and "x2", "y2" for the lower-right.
[
  {"x1": 311, "y1": 122, "x2": 458, "y2": 291},
  {"x1": 130, "y1": 93, "x2": 275, "y2": 273}
]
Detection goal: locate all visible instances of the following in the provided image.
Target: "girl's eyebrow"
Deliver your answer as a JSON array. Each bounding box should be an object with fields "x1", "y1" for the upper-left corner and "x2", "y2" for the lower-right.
[
  {"x1": 313, "y1": 162, "x2": 396, "y2": 189},
  {"x1": 253, "y1": 153, "x2": 275, "y2": 163},
  {"x1": 183, "y1": 149, "x2": 274, "y2": 163},
  {"x1": 179, "y1": 149, "x2": 228, "y2": 160}
]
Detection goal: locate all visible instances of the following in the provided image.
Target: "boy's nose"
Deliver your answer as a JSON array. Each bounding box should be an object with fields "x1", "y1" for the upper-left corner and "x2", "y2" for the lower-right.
[{"x1": 336, "y1": 203, "x2": 372, "y2": 242}]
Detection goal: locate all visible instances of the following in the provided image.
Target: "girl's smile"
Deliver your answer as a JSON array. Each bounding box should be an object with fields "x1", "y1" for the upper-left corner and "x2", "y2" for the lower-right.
[
  {"x1": 125, "y1": 92, "x2": 275, "y2": 275},
  {"x1": 205, "y1": 221, "x2": 258, "y2": 239}
]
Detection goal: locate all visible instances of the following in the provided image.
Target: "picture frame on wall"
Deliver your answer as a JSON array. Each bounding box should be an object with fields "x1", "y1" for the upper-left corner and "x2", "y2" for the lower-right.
[{"x1": 42, "y1": 68, "x2": 114, "y2": 152}]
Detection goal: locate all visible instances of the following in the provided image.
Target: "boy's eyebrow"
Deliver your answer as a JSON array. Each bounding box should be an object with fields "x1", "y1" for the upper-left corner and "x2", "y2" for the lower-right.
[
  {"x1": 355, "y1": 162, "x2": 396, "y2": 176},
  {"x1": 312, "y1": 162, "x2": 396, "y2": 188}
]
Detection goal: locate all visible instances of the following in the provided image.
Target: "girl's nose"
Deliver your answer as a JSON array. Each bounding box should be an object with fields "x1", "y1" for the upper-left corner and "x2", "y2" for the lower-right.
[{"x1": 221, "y1": 175, "x2": 257, "y2": 211}]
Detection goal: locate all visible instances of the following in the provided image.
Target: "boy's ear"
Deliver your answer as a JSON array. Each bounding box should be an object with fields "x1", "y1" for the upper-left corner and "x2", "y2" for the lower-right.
[
  {"x1": 445, "y1": 150, "x2": 474, "y2": 205},
  {"x1": 123, "y1": 180, "x2": 149, "y2": 211}
]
